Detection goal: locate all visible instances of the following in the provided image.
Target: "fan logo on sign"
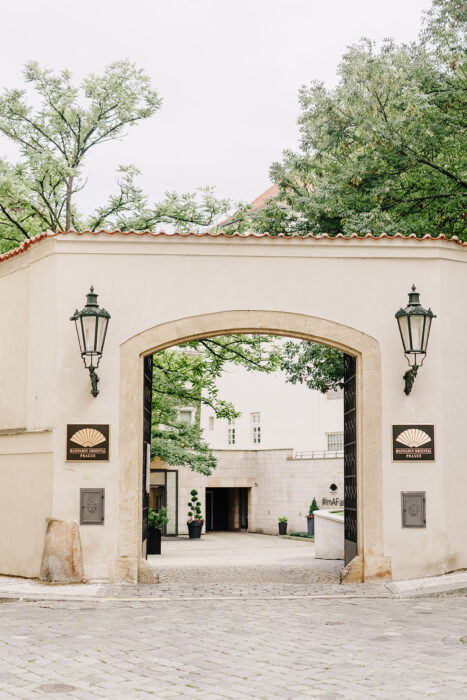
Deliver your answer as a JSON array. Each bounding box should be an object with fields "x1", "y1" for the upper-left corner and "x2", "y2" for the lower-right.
[
  {"x1": 70, "y1": 428, "x2": 106, "y2": 448},
  {"x1": 396, "y1": 428, "x2": 431, "y2": 448}
]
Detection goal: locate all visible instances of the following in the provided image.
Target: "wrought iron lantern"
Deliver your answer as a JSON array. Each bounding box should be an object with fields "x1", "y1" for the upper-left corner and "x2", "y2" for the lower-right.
[
  {"x1": 395, "y1": 285, "x2": 435, "y2": 395},
  {"x1": 70, "y1": 287, "x2": 111, "y2": 397}
]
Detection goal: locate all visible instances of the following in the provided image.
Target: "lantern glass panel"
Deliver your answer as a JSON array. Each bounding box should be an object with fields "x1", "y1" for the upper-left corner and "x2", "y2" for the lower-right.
[
  {"x1": 421, "y1": 316, "x2": 432, "y2": 352},
  {"x1": 95, "y1": 316, "x2": 109, "y2": 354},
  {"x1": 82, "y1": 315, "x2": 98, "y2": 353},
  {"x1": 397, "y1": 315, "x2": 411, "y2": 353},
  {"x1": 409, "y1": 314, "x2": 425, "y2": 353},
  {"x1": 74, "y1": 320, "x2": 84, "y2": 355}
]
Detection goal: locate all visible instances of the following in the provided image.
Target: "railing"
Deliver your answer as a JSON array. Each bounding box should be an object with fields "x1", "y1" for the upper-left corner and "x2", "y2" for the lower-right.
[{"x1": 293, "y1": 450, "x2": 344, "y2": 460}]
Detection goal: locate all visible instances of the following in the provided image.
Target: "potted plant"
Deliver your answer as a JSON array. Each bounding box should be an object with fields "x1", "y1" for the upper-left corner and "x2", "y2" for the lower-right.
[
  {"x1": 147, "y1": 506, "x2": 169, "y2": 555},
  {"x1": 306, "y1": 498, "x2": 319, "y2": 536},
  {"x1": 187, "y1": 489, "x2": 204, "y2": 539},
  {"x1": 278, "y1": 516, "x2": 288, "y2": 535}
]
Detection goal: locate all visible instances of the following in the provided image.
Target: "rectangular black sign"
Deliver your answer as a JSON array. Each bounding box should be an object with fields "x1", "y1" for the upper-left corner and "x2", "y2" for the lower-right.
[
  {"x1": 66, "y1": 424, "x2": 110, "y2": 462},
  {"x1": 392, "y1": 425, "x2": 435, "y2": 462}
]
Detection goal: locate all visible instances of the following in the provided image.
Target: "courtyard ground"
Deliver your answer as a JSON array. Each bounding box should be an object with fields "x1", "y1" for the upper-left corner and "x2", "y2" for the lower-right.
[
  {"x1": 148, "y1": 532, "x2": 343, "y2": 583},
  {"x1": 0, "y1": 585, "x2": 465, "y2": 699}
]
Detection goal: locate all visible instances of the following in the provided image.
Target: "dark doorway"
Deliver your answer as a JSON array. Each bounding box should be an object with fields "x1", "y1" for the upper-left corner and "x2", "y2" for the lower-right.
[
  {"x1": 206, "y1": 487, "x2": 249, "y2": 531},
  {"x1": 206, "y1": 488, "x2": 229, "y2": 530}
]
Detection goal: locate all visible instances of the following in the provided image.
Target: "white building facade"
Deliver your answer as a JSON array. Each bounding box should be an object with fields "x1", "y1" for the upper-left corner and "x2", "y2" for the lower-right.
[
  {"x1": 1, "y1": 229, "x2": 466, "y2": 585},
  {"x1": 200, "y1": 363, "x2": 343, "y2": 454}
]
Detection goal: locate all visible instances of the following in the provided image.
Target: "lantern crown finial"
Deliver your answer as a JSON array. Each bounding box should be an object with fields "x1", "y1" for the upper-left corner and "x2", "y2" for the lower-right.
[
  {"x1": 407, "y1": 284, "x2": 421, "y2": 307},
  {"x1": 86, "y1": 286, "x2": 99, "y2": 308}
]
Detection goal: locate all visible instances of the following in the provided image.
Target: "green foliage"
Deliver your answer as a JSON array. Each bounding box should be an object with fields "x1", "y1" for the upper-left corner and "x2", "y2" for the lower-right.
[
  {"x1": 148, "y1": 506, "x2": 169, "y2": 531},
  {"x1": 308, "y1": 498, "x2": 319, "y2": 516},
  {"x1": 232, "y1": 0, "x2": 467, "y2": 240},
  {"x1": 151, "y1": 335, "x2": 282, "y2": 475},
  {"x1": 187, "y1": 490, "x2": 203, "y2": 522},
  {"x1": 281, "y1": 340, "x2": 344, "y2": 393},
  {"x1": 278, "y1": 516, "x2": 288, "y2": 523},
  {"x1": 288, "y1": 531, "x2": 313, "y2": 538},
  {"x1": 0, "y1": 61, "x2": 230, "y2": 251}
]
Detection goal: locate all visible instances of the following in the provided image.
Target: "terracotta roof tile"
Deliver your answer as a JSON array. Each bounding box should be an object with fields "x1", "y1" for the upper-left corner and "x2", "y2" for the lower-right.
[
  {"x1": 249, "y1": 184, "x2": 281, "y2": 212},
  {"x1": 0, "y1": 228, "x2": 465, "y2": 264}
]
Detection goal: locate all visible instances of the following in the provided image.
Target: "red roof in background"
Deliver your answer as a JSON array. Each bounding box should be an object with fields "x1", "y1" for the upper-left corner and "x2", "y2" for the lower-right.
[
  {"x1": 0, "y1": 228, "x2": 465, "y2": 265},
  {"x1": 249, "y1": 184, "x2": 281, "y2": 212},
  {"x1": 218, "y1": 184, "x2": 282, "y2": 227}
]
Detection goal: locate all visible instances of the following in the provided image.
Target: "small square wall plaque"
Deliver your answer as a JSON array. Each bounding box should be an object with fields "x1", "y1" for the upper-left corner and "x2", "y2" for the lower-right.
[
  {"x1": 80, "y1": 488, "x2": 105, "y2": 525},
  {"x1": 401, "y1": 491, "x2": 426, "y2": 528}
]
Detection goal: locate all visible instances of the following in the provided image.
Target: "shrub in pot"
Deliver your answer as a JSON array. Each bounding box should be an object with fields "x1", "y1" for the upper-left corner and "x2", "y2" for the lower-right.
[
  {"x1": 278, "y1": 516, "x2": 288, "y2": 535},
  {"x1": 148, "y1": 506, "x2": 169, "y2": 555},
  {"x1": 187, "y1": 489, "x2": 204, "y2": 539},
  {"x1": 306, "y1": 498, "x2": 319, "y2": 536}
]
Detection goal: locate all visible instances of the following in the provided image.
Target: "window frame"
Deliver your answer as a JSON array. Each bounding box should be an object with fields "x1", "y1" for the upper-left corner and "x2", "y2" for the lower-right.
[
  {"x1": 227, "y1": 418, "x2": 236, "y2": 445},
  {"x1": 326, "y1": 431, "x2": 344, "y2": 452},
  {"x1": 251, "y1": 412, "x2": 261, "y2": 444},
  {"x1": 177, "y1": 407, "x2": 195, "y2": 424}
]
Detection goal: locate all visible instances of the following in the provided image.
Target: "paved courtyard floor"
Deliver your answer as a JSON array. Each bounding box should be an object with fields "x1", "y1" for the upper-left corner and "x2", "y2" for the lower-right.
[
  {"x1": 0, "y1": 586, "x2": 465, "y2": 699},
  {"x1": 148, "y1": 532, "x2": 343, "y2": 583}
]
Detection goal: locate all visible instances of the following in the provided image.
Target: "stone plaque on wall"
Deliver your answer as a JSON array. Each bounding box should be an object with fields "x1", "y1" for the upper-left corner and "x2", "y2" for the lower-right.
[
  {"x1": 80, "y1": 488, "x2": 105, "y2": 524},
  {"x1": 401, "y1": 491, "x2": 426, "y2": 528},
  {"x1": 392, "y1": 425, "x2": 435, "y2": 462},
  {"x1": 66, "y1": 424, "x2": 110, "y2": 462}
]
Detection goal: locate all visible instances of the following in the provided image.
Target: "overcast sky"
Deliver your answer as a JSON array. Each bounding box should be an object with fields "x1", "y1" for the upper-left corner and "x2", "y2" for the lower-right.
[{"x1": 1, "y1": 0, "x2": 432, "y2": 216}]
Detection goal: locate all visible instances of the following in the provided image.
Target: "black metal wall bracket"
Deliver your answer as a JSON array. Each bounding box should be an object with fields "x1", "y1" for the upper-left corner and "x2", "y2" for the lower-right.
[
  {"x1": 88, "y1": 367, "x2": 100, "y2": 397},
  {"x1": 403, "y1": 365, "x2": 418, "y2": 396}
]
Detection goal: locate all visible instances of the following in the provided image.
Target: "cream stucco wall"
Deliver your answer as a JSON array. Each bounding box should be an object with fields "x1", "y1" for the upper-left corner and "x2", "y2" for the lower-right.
[
  {"x1": 0, "y1": 430, "x2": 53, "y2": 578},
  {"x1": 0, "y1": 231, "x2": 466, "y2": 583}
]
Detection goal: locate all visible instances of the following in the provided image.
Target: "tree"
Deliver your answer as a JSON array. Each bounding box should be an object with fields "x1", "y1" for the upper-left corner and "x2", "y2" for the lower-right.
[
  {"x1": 280, "y1": 341, "x2": 344, "y2": 394},
  {"x1": 0, "y1": 61, "x2": 230, "y2": 251},
  {"x1": 231, "y1": 0, "x2": 467, "y2": 239},
  {"x1": 151, "y1": 335, "x2": 282, "y2": 475}
]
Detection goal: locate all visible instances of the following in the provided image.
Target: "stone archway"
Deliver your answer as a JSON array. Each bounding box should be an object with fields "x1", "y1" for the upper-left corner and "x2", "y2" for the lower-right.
[{"x1": 115, "y1": 310, "x2": 390, "y2": 583}]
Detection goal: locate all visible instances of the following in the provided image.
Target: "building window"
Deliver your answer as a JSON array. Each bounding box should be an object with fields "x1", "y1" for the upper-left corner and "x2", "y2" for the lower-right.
[
  {"x1": 227, "y1": 419, "x2": 236, "y2": 445},
  {"x1": 208, "y1": 416, "x2": 214, "y2": 431},
  {"x1": 251, "y1": 412, "x2": 261, "y2": 444},
  {"x1": 178, "y1": 408, "x2": 195, "y2": 424},
  {"x1": 327, "y1": 432, "x2": 344, "y2": 452}
]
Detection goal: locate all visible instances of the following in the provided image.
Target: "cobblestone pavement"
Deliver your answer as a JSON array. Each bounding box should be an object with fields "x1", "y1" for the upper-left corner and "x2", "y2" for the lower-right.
[
  {"x1": 0, "y1": 585, "x2": 465, "y2": 699},
  {"x1": 148, "y1": 533, "x2": 343, "y2": 584}
]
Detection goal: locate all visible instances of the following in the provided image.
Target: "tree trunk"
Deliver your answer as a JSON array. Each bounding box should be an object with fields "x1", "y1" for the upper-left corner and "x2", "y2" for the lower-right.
[{"x1": 65, "y1": 177, "x2": 73, "y2": 231}]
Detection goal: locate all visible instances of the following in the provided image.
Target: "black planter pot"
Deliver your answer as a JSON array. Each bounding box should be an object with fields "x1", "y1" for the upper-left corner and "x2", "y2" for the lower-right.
[
  {"x1": 307, "y1": 516, "x2": 315, "y2": 537},
  {"x1": 147, "y1": 528, "x2": 162, "y2": 555},
  {"x1": 278, "y1": 521, "x2": 287, "y2": 536},
  {"x1": 188, "y1": 521, "x2": 203, "y2": 539}
]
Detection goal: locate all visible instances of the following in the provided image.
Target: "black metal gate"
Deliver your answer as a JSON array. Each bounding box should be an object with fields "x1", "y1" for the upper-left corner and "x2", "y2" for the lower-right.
[
  {"x1": 142, "y1": 354, "x2": 153, "y2": 558},
  {"x1": 343, "y1": 353, "x2": 357, "y2": 564}
]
